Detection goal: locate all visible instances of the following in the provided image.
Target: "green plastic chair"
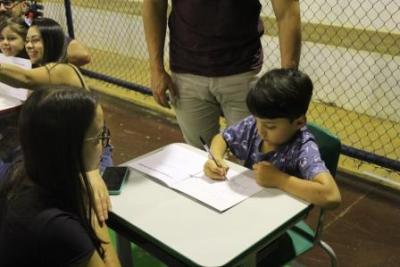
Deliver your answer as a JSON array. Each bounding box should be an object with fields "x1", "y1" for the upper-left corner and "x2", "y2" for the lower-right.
[{"x1": 285, "y1": 122, "x2": 341, "y2": 266}]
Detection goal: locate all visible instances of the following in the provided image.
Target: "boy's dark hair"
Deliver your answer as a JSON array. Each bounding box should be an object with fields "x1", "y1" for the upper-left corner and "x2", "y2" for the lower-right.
[{"x1": 246, "y1": 68, "x2": 313, "y2": 120}]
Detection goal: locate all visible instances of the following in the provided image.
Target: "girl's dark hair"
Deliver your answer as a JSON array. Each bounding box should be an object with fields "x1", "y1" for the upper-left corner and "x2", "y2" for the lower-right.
[
  {"x1": 0, "y1": 16, "x2": 29, "y2": 58},
  {"x1": 246, "y1": 68, "x2": 313, "y2": 120},
  {"x1": 1, "y1": 86, "x2": 104, "y2": 257},
  {"x1": 31, "y1": 17, "x2": 66, "y2": 64}
]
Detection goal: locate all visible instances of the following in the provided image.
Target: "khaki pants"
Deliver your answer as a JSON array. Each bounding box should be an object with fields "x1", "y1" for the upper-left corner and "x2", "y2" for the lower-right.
[{"x1": 171, "y1": 70, "x2": 258, "y2": 148}]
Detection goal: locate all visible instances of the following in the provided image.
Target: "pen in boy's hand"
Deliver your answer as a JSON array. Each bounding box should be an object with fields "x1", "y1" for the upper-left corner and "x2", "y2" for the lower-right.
[{"x1": 199, "y1": 136, "x2": 229, "y2": 180}]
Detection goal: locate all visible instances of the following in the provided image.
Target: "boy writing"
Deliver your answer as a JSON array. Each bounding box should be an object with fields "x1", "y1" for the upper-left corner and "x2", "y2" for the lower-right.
[{"x1": 204, "y1": 69, "x2": 341, "y2": 209}]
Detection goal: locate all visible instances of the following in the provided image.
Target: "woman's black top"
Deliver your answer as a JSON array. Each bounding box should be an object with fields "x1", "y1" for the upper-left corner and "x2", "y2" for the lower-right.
[{"x1": 0, "y1": 182, "x2": 95, "y2": 267}]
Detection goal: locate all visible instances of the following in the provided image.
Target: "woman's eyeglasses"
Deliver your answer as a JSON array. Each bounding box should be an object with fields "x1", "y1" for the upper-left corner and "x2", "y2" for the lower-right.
[{"x1": 85, "y1": 126, "x2": 111, "y2": 148}]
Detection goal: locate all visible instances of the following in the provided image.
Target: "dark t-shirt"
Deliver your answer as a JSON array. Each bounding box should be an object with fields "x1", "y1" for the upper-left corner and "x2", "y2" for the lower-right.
[
  {"x1": 0, "y1": 183, "x2": 95, "y2": 267},
  {"x1": 169, "y1": 0, "x2": 264, "y2": 76}
]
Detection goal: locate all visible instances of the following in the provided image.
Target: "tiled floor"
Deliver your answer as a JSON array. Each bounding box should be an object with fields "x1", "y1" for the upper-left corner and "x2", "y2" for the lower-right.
[{"x1": 100, "y1": 93, "x2": 400, "y2": 267}]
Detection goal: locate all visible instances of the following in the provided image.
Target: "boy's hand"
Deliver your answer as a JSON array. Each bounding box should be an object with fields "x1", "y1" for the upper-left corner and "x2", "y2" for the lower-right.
[
  {"x1": 253, "y1": 161, "x2": 286, "y2": 188},
  {"x1": 86, "y1": 169, "x2": 112, "y2": 224},
  {"x1": 204, "y1": 159, "x2": 229, "y2": 180}
]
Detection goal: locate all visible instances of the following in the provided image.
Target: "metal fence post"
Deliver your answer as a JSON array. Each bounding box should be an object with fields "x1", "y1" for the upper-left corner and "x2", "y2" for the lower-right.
[{"x1": 63, "y1": 0, "x2": 75, "y2": 39}]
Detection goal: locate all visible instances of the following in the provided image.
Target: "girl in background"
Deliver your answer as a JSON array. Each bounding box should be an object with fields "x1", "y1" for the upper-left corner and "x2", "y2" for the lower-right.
[
  {"x1": 0, "y1": 16, "x2": 29, "y2": 58},
  {"x1": 0, "y1": 16, "x2": 30, "y2": 188}
]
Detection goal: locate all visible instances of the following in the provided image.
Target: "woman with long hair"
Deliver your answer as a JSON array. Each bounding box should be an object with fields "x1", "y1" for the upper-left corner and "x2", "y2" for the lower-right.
[
  {"x1": 0, "y1": 87, "x2": 120, "y2": 267},
  {"x1": 0, "y1": 17, "x2": 112, "y2": 223}
]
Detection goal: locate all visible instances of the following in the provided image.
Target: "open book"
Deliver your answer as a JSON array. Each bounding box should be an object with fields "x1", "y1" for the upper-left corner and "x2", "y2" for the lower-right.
[
  {"x1": 0, "y1": 54, "x2": 32, "y2": 101},
  {"x1": 130, "y1": 143, "x2": 263, "y2": 212}
]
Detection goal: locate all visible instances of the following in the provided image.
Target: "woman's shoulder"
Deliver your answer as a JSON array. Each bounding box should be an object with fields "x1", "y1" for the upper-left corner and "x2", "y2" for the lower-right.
[
  {"x1": 44, "y1": 62, "x2": 74, "y2": 71},
  {"x1": 6, "y1": 183, "x2": 54, "y2": 218},
  {"x1": 43, "y1": 63, "x2": 87, "y2": 89},
  {"x1": 32, "y1": 208, "x2": 81, "y2": 237},
  {"x1": 34, "y1": 208, "x2": 95, "y2": 265},
  {"x1": 6, "y1": 183, "x2": 86, "y2": 237},
  {"x1": 3, "y1": 202, "x2": 94, "y2": 266}
]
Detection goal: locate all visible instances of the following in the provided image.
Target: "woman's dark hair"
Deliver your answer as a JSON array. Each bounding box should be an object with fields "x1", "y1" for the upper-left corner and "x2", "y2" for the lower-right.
[
  {"x1": 0, "y1": 16, "x2": 29, "y2": 58},
  {"x1": 246, "y1": 68, "x2": 313, "y2": 121},
  {"x1": 2, "y1": 86, "x2": 104, "y2": 257},
  {"x1": 31, "y1": 17, "x2": 66, "y2": 64}
]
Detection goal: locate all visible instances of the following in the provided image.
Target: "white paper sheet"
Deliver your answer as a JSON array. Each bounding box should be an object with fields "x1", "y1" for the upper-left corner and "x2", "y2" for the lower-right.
[
  {"x1": 131, "y1": 144, "x2": 263, "y2": 212},
  {"x1": 0, "y1": 54, "x2": 32, "y2": 101}
]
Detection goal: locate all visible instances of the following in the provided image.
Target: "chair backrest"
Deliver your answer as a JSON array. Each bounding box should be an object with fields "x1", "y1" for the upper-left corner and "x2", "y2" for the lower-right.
[{"x1": 307, "y1": 122, "x2": 341, "y2": 177}]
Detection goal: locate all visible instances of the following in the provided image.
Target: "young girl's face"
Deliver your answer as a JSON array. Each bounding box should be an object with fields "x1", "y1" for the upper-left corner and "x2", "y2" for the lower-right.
[
  {"x1": 25, "y1": 26, "x2": 44, "y2": 64},
  {"x1": 0, "y1": 26, "x2": 25, "y2": 56}
]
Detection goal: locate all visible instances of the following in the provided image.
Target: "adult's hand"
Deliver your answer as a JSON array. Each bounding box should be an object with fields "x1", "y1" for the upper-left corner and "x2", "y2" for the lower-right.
[
  {"x1": 86, "y1": 169, "x2": 111, "y2": 224},
  {"x1": 150, "y1": 69, "x2": 176, "y2": 108}
]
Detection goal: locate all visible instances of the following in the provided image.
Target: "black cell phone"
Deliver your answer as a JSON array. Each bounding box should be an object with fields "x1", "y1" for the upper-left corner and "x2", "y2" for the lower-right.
[{"x1": 102, "y1": 166, "x2": 129, "y2": 195}]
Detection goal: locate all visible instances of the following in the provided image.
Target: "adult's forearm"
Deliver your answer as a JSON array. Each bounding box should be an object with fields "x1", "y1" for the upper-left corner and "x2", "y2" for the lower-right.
[
  {"x1": 103, "y1": 242, "x2": 121, "y2": 267},
  {"x1": 0, "y1": 63, "x2": 33, "y2": 88},
  {"x1": 143, "y1": 0, "x2": 168, "y2": 72},
  {"x1": 91, "y1": 212, "x2": 121, "y2": 267},
  {"x1": 278, "y1": 17, "x2": 301, "y2": 68},
  {"x1": 274, "y1": 0, "x2": 301, "y2": 68}
]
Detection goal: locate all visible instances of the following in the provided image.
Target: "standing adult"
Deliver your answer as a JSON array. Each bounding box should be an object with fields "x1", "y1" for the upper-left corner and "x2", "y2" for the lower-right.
[
  {"x1": 143, "y1": 0, "x2": 301, "y2": 148},
  {"x1": 0, "y1": 0, "x2": 91, "y2": 66}
]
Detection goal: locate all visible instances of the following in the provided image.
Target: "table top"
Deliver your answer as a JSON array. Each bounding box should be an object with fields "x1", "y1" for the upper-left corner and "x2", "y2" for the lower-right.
[
  {"x1": 110, "y1": 143, "x2": 311, "y2": 267},
  {"x1": 0, "y1": 95, "x2": 22, "y2": 116}
]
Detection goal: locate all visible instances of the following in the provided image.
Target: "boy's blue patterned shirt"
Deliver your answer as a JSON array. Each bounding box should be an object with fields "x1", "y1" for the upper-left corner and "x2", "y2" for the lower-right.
[{"x1": 223, "y1": 116, "x2": 329, "y2": 180}]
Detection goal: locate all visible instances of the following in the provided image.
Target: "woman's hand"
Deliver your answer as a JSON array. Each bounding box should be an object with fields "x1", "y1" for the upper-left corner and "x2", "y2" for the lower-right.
[{"x1": 86, "y1": 169, "x2": 111, "y2": 224}]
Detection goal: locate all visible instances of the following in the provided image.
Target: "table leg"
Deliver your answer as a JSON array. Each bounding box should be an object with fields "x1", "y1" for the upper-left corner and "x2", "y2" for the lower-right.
[
  {"x1": 116, "y1": 233, "x2": 134, "y2": 267},
  {"x1": 235, "y1": 253, "x2": 257, "y2": 267}
]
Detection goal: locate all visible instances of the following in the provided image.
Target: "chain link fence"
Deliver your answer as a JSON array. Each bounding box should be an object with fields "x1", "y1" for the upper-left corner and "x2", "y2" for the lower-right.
[{"x1": 43, "y1": 0, "x2": 400, "y2": 182}]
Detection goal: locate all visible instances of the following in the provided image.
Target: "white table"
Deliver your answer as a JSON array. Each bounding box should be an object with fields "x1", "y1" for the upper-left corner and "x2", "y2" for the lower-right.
[
  {"x1": 0, "y1": 95, "x2": 21, "y2": 117},
  {"x1": 109, "y1": 143, "x2": 311, "y2": 267}
]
